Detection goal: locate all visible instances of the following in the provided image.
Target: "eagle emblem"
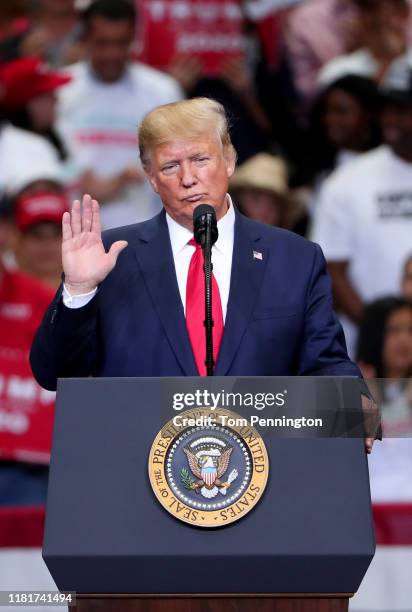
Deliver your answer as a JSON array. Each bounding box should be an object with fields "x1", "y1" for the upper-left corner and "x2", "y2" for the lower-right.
[
  {"x1": 149, "y1": 407, "x2": 269, "y2": 527},
  {"x1": 181, "y1": 436, "x2": 238, "y2": 499}
]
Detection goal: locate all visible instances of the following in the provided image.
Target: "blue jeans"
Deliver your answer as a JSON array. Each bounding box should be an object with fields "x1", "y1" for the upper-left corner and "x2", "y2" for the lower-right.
[{"x1": 0, "y1": 462, "x2": 49, "y2": 506}]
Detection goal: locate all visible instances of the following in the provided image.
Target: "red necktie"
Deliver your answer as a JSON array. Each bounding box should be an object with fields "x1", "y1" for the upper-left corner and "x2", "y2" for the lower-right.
[{"x1": 186, "y1": 239, "x2": 224, "y2": 375}]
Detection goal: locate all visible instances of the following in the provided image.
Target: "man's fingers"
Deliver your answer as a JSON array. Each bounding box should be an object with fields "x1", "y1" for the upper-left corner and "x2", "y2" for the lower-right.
[
  {"x1": 62, "y1": 211, "x2": 73, "y2": 242},
  {"x1": 66, "y1": 195, "x2": 97, "y2": 239},
  {"x1": 82, "y1": 194, "x2": 93, "y2": 232},
  {"x1": 361, "y1": 394, "x2": 381, "y2": 440},
  {"x1": 90, "y1": 198, "x2": 101, "y2": 235},
  {"x1": 108, "y1": 240, "x2": 128, "y2": 265},
  {"x1": 71, "y1": 199, "x2": 82, "y2": 235},
  {"x1": 365, "y1": 437, "x2": 374, "y2": 454}
]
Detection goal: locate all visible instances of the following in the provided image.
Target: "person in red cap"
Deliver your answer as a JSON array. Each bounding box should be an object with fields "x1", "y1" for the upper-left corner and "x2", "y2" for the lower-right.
[
  {"x1": 0, "y1": 192, "x2": 55, "y2": 505},
  {"x1": 0, "y1": 55, "x2": 71, "y2": 160},
  {"x1": 13, "y1": 188, "x2": 69, "y2": 290}
]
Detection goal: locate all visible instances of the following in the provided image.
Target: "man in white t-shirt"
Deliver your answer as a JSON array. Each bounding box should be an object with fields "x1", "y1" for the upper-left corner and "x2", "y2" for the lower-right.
[
  {"x1": 318, "y1": 0, "x2": 410, "y2": 89},
  {"x1": 312, "y1": 58, "x2": 412, "y2": 356},
  {"x1": 56, "y1": 0, "x2": 183, "y2": 230}
]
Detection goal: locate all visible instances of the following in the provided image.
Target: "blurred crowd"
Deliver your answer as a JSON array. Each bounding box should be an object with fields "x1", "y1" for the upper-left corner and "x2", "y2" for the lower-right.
[{"x1": 0, "y1": 0, "x2": 412, "y2": 507}]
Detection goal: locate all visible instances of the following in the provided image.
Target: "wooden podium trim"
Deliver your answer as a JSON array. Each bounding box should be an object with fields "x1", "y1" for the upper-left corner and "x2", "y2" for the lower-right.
[
  {"x1": 77, "y1": 593, "x2": 354, "y2": 598},
  {"x1": 73, "y1": 594, "x2": 352, "y2": 612}
]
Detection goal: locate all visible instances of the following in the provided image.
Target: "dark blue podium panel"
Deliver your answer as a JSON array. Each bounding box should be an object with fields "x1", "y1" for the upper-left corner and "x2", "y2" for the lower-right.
[{"x1": 43, "y1": 377, "x2": 374, "y2": 594}]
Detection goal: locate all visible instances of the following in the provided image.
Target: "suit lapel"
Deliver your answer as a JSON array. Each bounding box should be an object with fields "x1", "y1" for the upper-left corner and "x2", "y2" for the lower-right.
[
  {"x1": 133, "y1": 211, "x2": 198, "y2": 376},
  {"x1": 215, "y1": 213, "x2": 268, "y2": 375}
]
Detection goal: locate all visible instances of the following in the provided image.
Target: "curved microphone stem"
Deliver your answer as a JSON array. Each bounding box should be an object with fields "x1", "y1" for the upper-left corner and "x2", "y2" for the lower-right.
[{"x1": 203, "y1": 219, "x2": 214, "y2": 376}]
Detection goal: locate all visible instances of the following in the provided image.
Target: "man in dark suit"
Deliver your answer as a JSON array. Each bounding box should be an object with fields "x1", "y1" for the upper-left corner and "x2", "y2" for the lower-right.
[{"x1": 30, "y1": 97, "x2": 375, "y2": 449}]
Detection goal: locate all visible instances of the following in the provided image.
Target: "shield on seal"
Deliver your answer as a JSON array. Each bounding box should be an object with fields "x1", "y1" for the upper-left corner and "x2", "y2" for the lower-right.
[{"x1": 201, "y1": 461, "x2": 217, "y2": 487}]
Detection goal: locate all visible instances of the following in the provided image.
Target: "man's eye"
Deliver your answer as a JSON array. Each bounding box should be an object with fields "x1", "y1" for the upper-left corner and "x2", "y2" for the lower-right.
[{"x1": 162, "y1": 164, "x2": 177, "y2": 173}]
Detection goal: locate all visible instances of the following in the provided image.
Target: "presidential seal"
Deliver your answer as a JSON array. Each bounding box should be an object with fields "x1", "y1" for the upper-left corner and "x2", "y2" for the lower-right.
[{"x1": 148, "y1": 408, "x2": 269, "y2": 527}]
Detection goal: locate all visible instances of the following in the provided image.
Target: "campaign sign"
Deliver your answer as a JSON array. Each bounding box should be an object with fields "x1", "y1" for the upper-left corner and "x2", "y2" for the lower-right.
[{"x1": 136, "y1": 0, "x2": 246, "y2": 75}]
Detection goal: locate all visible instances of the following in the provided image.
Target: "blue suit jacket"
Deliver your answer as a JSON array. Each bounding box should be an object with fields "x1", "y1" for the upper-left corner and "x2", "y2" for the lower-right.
[{"x1": 30, "y1": 209, "x2": 361, "y2": 391}]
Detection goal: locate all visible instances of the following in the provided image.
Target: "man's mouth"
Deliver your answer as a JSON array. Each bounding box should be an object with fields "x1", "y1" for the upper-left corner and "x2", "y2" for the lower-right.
[{"x1": 184, "y1": 194, "x2": 205, "y2": 202}]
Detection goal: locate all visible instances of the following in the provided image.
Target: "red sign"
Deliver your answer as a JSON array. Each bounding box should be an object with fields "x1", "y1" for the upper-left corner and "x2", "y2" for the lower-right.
[
  {"x1": 0, "y1": 368, "x2": 55, "y2": 464},
  {"x1": 0, "y1": 270, "x2": 55, "y2": 464},
  {"x1": 136, "y1": 0, "x2": 246, "y2": 76}
]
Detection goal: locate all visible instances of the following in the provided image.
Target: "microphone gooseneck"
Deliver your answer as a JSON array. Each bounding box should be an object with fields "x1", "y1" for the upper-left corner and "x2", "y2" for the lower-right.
[{"x1": 192, "y1": 205, "x2": 218, "y2": 376}]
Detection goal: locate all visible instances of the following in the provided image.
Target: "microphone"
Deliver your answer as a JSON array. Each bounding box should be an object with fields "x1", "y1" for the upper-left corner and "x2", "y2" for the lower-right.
[
  {"x1": 192, "y1": 204, "x2": 218, "y2": 376},
  {"x1": 193, "y1": 204, "x2": 218, "y2": 248}
]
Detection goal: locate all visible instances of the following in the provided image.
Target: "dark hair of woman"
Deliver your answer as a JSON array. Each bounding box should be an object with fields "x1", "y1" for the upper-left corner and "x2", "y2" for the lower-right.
[
  {"x1": 357, "y1": 296, "x2": 412, "y2": 378},
  {"x1": 308, "y1": 74, "x2": 382, "y2": 179},
  {"x1": 6, "y1": 107, "x2": 67, "y2": 161}
]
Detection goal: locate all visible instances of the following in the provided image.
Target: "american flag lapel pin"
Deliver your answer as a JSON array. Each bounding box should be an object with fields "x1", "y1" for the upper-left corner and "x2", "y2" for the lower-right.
[{"x1": 253, "y1": 250, "x2": 263, "y2": 261}]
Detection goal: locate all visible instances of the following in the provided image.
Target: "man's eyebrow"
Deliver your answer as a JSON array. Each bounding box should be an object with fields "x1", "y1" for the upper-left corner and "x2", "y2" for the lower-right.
[
  {"x1": 190, "y1": 151, "x2": 209, "y2": 159},
  {"x1": 159, "y1": 151, "x2": 209, "y2": 166},
  {"x1": 160, "y1": 158, "x2": 180, "y2": 166}
]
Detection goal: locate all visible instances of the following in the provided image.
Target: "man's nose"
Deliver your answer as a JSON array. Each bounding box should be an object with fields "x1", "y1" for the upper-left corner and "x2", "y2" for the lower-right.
[{"x1": 180, "y1": 162, "x2": 197, "y2": 187}]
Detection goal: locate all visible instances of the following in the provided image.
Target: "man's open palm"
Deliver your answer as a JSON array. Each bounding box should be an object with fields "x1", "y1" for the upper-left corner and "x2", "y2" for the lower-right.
[{"x1": 62, "y1": 194, "x2": 128, "y2": 295}]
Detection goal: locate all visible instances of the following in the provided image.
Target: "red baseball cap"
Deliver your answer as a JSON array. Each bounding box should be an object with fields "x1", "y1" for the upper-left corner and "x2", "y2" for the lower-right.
[
  {"x1": 15, "y1": 191, "x2": 69, "y2": 231},
  {"x1": 0, "y1": 56, "x2": 71, "y2": 109}
]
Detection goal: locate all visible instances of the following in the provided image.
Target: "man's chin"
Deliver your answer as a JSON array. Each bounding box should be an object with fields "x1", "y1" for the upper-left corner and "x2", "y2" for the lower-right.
[{"x1": 95, "y1": 66, "x2": 126, "y2": 83}]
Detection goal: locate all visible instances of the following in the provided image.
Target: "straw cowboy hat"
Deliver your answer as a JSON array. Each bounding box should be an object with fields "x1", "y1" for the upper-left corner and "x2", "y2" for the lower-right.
[
  {"x1": 230, "y1": 153, "x2": 304, "y2": 229},
  {"x1": 230, "y1": 153, "x2": 288, "y2": 196}
]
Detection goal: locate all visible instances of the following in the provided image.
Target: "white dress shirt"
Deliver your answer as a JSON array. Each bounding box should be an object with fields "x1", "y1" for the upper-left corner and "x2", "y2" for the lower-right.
[
  {"x1": 63, "y1": 196, "x2": 235, "y2": 321},
  {"x1": 165, "y1": 197, "x2": 234, "y2": 321}
]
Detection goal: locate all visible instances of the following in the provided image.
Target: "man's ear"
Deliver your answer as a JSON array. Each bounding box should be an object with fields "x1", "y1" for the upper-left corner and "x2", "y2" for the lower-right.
[{"x1": 225, "y1": 146, "x2": 237, "y2": 178}]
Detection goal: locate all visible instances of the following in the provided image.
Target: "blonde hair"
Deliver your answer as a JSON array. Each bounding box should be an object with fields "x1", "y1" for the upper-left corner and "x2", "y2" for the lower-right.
[{"x1": 138, "y1": 97, "x2": 236, "y2": 167}]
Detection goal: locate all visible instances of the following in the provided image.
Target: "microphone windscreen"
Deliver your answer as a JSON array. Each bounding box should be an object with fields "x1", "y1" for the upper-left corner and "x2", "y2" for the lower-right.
[
  {"x1": 193, "y1": 204, "x2": 216, "y2": 224},
  {"x1": 193, "y1": 204, "x2": 218, "y2": 246}
]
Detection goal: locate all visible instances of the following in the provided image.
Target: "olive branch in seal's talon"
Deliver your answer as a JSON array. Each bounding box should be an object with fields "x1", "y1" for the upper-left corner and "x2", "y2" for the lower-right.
[{"x1": 180, "y1": 467, "x2": 196, "y2": 490}]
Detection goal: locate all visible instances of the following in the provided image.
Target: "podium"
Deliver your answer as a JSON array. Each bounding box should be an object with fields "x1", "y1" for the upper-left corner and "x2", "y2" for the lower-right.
[{"x1": 43, "y1": 377, "x2": 375, "y2": 611}]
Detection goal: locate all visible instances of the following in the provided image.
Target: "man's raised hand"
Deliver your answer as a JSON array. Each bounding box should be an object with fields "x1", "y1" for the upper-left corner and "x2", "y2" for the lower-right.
[{"x1": 62, "y1": 194, "x2": 128, "y2": 295}]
